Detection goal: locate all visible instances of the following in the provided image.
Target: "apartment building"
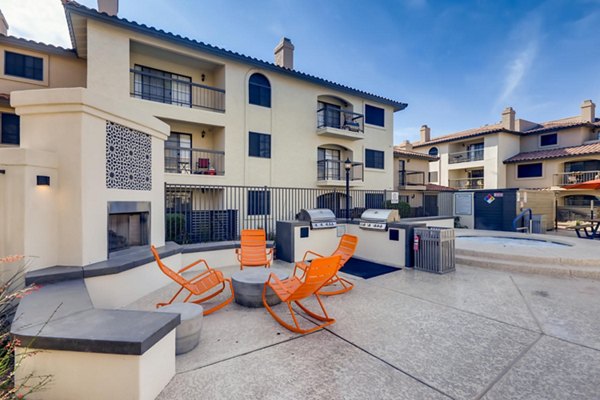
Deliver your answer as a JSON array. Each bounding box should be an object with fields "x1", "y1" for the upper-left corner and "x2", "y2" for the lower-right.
[
  {"x1": 0, "y1": 1, "x2": 406, "y2": 268},
  {"x1": 411, "y1": 101, "x2": 600, "y2": 208}
]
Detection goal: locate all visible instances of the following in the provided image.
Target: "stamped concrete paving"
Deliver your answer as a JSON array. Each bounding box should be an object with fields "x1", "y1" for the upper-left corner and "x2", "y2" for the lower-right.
[{"x1": 129, "y1": 262, "x2": 600, "y2": 399}]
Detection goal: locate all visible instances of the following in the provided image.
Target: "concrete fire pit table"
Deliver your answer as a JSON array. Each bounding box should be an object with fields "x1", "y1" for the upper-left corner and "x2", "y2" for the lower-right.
[{"x1": 232, "y1": 268, "x2": 289, "y2": 308}]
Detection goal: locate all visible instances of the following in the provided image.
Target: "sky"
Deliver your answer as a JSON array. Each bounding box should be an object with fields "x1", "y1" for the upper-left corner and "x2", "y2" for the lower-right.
[{"x1": 1, "y1": 0, "x2": 600, "y2": 144}]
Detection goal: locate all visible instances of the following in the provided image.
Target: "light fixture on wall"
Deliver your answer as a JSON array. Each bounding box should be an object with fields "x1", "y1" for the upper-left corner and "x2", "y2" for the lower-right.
[
  {"x1": 201, "y1": 130, "x2": 206, "y2": 138},
  {"x1": 36, "y1": 175, "x2": 50, "y2": 186},
  {"x1": 201, "y1": 74, "x2": 206, "y2": 82}
]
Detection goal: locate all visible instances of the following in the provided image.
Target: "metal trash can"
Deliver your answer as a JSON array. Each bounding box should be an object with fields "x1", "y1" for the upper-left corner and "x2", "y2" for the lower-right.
[
  {"x1": 531, "y1": 214, "x2": 546, "y2": 234},
  {"x1": 413, "y1": 227, "x2": 455, "y2": 274}
]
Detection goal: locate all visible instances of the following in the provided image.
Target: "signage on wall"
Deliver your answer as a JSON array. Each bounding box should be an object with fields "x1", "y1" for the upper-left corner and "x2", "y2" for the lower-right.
[
  {"x1": 454, "y1": 192, "x2": 473, "y2": 215},
  {"x1": 484, "y1": 194, "x2": 495, "y2": 204},
  {"x1": 493, "y1": 192, "x2": 504, "y2": 197},
  {"x1": 391, "y1": 192, "x2": 399, "y2": 204}
]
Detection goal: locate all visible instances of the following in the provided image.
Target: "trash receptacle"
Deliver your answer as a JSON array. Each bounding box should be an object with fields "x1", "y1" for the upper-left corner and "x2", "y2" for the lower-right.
[
  {"x1": 531, "y1": 214, "x2": 546, "y2": 234},
  {"x1": 413, "y1": 227, "x2": 455, "y2": 274}
]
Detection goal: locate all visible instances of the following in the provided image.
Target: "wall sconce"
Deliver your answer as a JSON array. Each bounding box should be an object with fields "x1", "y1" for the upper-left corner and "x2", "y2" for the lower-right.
[
  {"x1": 37, "y1": 175, "x2": 50, "y2": 186},
  {"x1": 0, "y1": 169, "x2": 5, "y2": 174},
  {"x1": 201, "y1": 130, "x2": 206, "y2": 138},
  {"x1": 201, "y1": 74, "x2": 206, "y2": 82}
]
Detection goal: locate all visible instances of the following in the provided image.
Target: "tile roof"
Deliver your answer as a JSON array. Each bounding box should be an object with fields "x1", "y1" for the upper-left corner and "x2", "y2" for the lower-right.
[
  {"x1": 521, "y1": 116, "x2": 600, "y2": 134},
  {"x1": 425, "y1": 183, "x2": 456, "y2": 192},
  {"x1": 504, "y1": 142, "x2": 600, "y2": 164},
  {"x1": 0, "y1": 34, "x2": 76, "y2": 56},
  {"x1": 412, "y1": 123, "x2": 509, "y2": 148},
  {"x1": 62, "y1": 1, "x2": 407, "y2": 111},
  {"x1": 393, "y1": 148, "x2": 438, "y2": 160}
]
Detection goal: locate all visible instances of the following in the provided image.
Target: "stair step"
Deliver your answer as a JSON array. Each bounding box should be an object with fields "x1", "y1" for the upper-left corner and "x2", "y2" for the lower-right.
[{"x1": 456, "y1": 248, "x2": 600, "y2": 267}]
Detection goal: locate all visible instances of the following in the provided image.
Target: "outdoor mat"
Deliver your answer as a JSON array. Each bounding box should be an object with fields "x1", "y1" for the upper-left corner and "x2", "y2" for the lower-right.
[{"x1": 340, "y1": 257, "x2": 401, "y2": 279}]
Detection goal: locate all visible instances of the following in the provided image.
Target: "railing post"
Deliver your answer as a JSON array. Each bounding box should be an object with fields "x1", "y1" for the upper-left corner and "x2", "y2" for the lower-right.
[{"x1": 264, "y1": 186, "x2": 268, "y2": 238}]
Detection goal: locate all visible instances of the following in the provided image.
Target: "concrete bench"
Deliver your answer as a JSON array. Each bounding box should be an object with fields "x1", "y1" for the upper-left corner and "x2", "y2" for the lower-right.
[{"x1": 232, "y1": 268, "x2": 289, "y2": 308}]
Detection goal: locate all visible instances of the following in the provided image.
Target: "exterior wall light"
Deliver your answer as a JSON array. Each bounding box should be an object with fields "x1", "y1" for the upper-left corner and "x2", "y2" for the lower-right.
[{"x1": 36, "y1": 175, "x2": 50, "y2": 186}]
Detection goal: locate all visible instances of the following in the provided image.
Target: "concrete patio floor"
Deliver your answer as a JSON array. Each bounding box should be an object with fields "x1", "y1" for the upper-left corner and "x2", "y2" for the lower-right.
[{"x1": 126, "y1": 261, "x2": 600, "y2": 400}]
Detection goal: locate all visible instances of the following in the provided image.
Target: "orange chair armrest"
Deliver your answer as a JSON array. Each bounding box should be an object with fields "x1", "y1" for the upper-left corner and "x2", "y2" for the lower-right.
[
  {"x1": 188, "y1": 268, "x2": 217, "y2": 283},
  {"x1": 266, "y1": 273, "x2": 292, "y2": 295},
  {"x1": 302, "y1": 250, "x2": 324, "y2": 262},
  {"x1": 178, "y1": 258, "x2": 210, "y2": 273}
]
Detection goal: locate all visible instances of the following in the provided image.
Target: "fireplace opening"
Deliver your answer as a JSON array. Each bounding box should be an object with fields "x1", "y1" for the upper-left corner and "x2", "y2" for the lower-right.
[{"x1": 108, "y1": 202, "x2": 151, "y2": 253}]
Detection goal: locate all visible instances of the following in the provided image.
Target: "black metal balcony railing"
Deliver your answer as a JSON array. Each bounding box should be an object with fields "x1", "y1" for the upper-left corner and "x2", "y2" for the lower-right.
[
  {"x1": 317, "y1": 159, "x2": 364, "y2": 181},
  {"x1": 165, "y1": 147, "x2": 224, "y2": 175},
  {"x1": 449, "y1": 177, "x2": 484, "y2": 189},
  {"x1": 399, "y1": 170, "x2": 425, "y2": 187},
  {"x1": 317, "y1": 106, "x2": 364, "y2": 133},
  {"x1": 554, "y1": 170, "x2": 600, "y2": 186},
  {"x1": 448, "y1": 149, "x2": 484, "y2": 164},
  {"x1": 131, "y1": 69, "x2": 225, "y2": 112}
]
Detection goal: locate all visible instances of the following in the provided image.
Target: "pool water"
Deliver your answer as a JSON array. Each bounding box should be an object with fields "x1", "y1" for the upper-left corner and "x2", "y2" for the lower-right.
[{"x1": 456, "y1": 236, "x2": 571, "y2": 248}]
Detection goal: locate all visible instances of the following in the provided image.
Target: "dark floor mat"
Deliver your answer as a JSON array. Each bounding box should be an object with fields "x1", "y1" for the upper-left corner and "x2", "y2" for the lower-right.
[{"x1": 340, "y1": 257, "x2": 401, "y2": 279}]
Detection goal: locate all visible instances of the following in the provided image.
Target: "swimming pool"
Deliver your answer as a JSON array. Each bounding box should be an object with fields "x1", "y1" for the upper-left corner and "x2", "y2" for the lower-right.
[{"x1": 456, "y1": 236, "x2": 571, "y2": 248}]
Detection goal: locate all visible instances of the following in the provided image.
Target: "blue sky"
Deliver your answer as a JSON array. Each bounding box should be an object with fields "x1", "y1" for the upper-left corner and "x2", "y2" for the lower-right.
[{"x1": 2, "y1": 0, "x2": 600, "y2": 143}]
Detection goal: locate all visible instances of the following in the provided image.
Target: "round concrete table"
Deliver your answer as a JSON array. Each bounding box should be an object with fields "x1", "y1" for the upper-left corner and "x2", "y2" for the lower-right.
[
  {"x1": 156, "y1": 303, "x2": 203, "y2": 355},
  {"x1": 232, "y1": 268, "x2": 289, "y2": 308}
]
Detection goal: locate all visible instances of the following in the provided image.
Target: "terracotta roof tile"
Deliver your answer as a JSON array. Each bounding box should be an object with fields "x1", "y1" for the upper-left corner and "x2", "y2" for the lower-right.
[
  {"x1": 504, "y1": 142, "x2": 600, "y2": 164},
  {"x1": 413, "y1": 123, "x2": 508, "y2": 148},
  {"x1": 393, "y1": 148, "x2": 438, "y2": 160},
  {"x1": 521, "y1": 116, "x2": 598, "y2": 134}
]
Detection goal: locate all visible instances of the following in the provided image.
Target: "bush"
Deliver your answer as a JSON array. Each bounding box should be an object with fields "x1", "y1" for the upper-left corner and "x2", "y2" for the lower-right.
[
  {"x1": 165, "y1": 213, "x2": 186, "y2": 244},
  {"x1": 385, "y1": 200, "x2": 412, "y2": 218}
]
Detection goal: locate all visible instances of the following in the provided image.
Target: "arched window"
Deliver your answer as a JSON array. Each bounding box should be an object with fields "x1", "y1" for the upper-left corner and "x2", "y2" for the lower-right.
[
  {"x1": 428, "y1": 147, "x2": 439, "y2": 157},
  {"x1": 248, "y1": 73, "x2": 271, "y2": 108}
]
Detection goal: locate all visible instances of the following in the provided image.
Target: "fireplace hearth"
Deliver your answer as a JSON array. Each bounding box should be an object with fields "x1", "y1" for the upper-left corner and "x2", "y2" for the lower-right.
[{"x1": 108, "y1": 202, "x2": 151, "y2": 253}]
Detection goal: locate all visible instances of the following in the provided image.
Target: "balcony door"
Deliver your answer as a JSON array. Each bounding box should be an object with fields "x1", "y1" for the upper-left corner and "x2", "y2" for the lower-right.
[
  {"x1": 133, "y1": 65, "x2": 192, "y2": 107},
  {"x1": 165, "y1": 132, "x2": 192, "y2": 173},
  {"x1": 318, "y1": 147, "x2": 341, "y2": 180},
  {"x1": 318, "y1": 101, "x2": 341, "y2": 129},
  {"x1": 398, "y1": 160, "x2": 406, "y2": 186},
  {"x1": 467, "y1": 143, "x2": 484, "y2": 161}
]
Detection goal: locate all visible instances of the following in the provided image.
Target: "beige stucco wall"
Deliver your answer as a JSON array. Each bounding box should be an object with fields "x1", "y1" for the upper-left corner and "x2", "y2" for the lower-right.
[
  {"x1": 506, "y1": 156, "x2": 600, "y2": 189},
  {"x1": 84, "y1": 19, "x2": 396, "y2": 190},
  {"x1": 519, "y1": 126, "x2": 594, "y2": 153}
]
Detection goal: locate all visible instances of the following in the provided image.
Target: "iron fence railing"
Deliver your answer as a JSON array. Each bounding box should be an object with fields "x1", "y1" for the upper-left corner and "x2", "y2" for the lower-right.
[
  {"x1": 448, "y1": 148, "x2": 484, "y2": 164},
  {"x1": 130, "y1": 69, "x2": 225, "y2": 112},
  {"x1": 448, "y1": 177, "x2": 484, "y2": 189},
  {"x1": 317, "y1": 106, "x2": 364, "y2": 133},
  {"x1": 317, "y1": 159, "x2": 364, "y2": 181},
  {"x1": 399, "y1": 170, "x2": 425, "y2": 187},
  {"x1": 165, "y1": 147, "x2": 225, "y2": 175},
  {"x1": 164, "y1": 184, "x2": 426, "y2": 244},
  {"x1": 554, "y1": 170, "x2": 600, "y2": 186}
]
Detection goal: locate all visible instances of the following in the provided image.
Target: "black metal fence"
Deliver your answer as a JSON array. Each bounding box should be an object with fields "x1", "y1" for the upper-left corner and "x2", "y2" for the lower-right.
[{"x1": 165, "y1": 184, "x2": 424, "y2": 244}]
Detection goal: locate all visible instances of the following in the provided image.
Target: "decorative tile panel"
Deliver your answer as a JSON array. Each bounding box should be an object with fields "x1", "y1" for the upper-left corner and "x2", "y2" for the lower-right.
[{"x1": 106, "y1": 121, "x2": 152, "y2": 190}]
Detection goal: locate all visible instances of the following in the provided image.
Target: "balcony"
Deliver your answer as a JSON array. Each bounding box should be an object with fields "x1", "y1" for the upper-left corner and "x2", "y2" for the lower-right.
[
  {"x1": 317, "y1": 159, "x2": 364, "y2": 186},
  {"x1": 398, "y1": 170, "x2": 426, "y2": 190},
  {"x1": 554, "y1": 170, "x2": 600, "y2": 186},
  {"x1": 316, "y1": 106, "x2": 364, "y2": 140},
  {"x1": 165, "y1": 147, "x2": 224, "y2": 175},
  {"x1": 449, "y1": 177, "x2": 484, "y2": 190},
  {"x1": 448, "y1": 149, "x2": 484, "y2": 164},
  {"x1": 130, "y1": 69, "x2": 225, "y2": 112}
]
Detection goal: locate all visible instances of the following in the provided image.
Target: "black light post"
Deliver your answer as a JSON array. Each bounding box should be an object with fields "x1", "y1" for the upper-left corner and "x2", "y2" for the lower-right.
[{"x1": 344, "y1": 158, "x2": 352, "y2": 221}]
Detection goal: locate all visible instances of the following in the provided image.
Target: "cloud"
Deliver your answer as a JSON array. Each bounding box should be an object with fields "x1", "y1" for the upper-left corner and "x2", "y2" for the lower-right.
[{"x1": 0, "y1": 0, "x2": 71, "y2": 47}]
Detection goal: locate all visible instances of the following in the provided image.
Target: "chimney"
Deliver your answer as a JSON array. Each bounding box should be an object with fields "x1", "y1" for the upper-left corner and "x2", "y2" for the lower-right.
[
  {"x1": 0, "y1": 10, "x2": 8, "y2": 36},
  {"x1": 274, "y1": 37, "x2": 294, "y2": 69},
  {"x1": 581, "y1": 99, "x2": 596, "y2": 123},
  {"x1": 399, "y1": 140, "x2": 413, "y2": 151},
  {"x1": 97, "y1": 0, "x2": 118, "y2": 16},
  {"x1": 502, "y1": 107, "x2": 515, "y2": 130},
  {"x1": 420, "y1": 125, "x2": 430, "y2": 143}
]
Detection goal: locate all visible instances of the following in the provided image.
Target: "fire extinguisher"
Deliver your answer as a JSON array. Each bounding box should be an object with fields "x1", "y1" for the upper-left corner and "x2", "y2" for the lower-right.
[{"x1": 413, "y1": 234, "x2": 420, "y2": 252}]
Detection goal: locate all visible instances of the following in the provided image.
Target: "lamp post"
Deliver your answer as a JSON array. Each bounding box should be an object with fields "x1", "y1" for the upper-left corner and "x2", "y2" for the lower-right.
[{"x1": 344, "y1": 158, "x2": 352, "y2": 221}]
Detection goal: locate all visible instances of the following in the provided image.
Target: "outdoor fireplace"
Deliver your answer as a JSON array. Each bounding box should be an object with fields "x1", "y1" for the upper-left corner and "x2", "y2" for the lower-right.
[{"x1": 108, "y1": 201, "x2": 151, "y2": 252}]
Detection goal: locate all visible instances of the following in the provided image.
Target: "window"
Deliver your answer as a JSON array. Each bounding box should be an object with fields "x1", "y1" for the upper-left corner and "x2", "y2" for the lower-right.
[
  {"x1": 248, "y1": 73, "x2": 271, "y2": 107},
  {"x1": 164, "y1": 132, "x2": 192, "y2": 173},
  {"x1": 564, "y1": 195, "x2": 600, "y2": 206},
  {"x1": 1, "y1": 113, "x2": 20, "y2": 145},
  {"x1": 5, "y1": 51, "x2": 43, "y2": 81},
  {"x1": 317, "y1": 101, "x2": 341, "y2": 129},
  {"x1": 249, "y1": 132, "x2": 271, "y2": 158},
  {"x1": 317, "y1": 147, "x2": 341, "y2": 180},
  {"x1": 428, "y1": 171, "x2": 438, "y2": 183},
  {"x1": 540, "y1": 133, "x2": 558, "y2": 147},
  {"x1": 399, "y1": 195, "x2": 410, "y2": 204},
  {"x1": 467, "y1": 142, "x2": 484, "y2": 161},
  {"x1": 133, "y1": 65, "x2": 191, "y2": 107},
  {"x1": 365, "y1": 104, "x2": 384, "y2": 127},
  {"x1": 428, "y1": 147, "x2": 438, "y2": 157},
  {"x1": 564, "y1": 160, "x2": 600, "y2": 173},
  {"x1": 365, "y1": 149, "x2": 384, "y2": 169},
  {"x1": 248, "y1": 190, "x2": 271, "y2": 215},
  {"x1": 517, "y1": 163, "x2": 543, "y2": 178},
  {"x1": 365, "y1": 193, "x2": 384, "y2": 208}
]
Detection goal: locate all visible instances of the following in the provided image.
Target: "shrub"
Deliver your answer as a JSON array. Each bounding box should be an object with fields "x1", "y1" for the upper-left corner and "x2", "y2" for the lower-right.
[
  {"x1": 385, "y1": 200, "x2": 412, "y2": 218},
  {"x1": 165, "y1": 213, "x2": 187, "y2": 244}
]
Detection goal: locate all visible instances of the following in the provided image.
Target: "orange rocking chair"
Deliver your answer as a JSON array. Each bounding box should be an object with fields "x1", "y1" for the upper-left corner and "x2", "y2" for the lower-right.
[
  {"x1": 263, "y1": 254, "x2": 342, "y2": 334},
  {"x1": 151, "y1": 245, "x2": 234, "y2": 315},
  {"x1": 236, "y1": 229, "x2": 273, "y2": 270},
  {"x1": 293, "y1": 234, "x2": 358, "y2": 296}
]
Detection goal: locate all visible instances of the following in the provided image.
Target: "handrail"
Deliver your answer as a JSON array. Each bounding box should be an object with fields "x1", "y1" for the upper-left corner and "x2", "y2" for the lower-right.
[
  {"x1": 316, "y1": 106, "x2": 364, "y2": 119},
  {"x1": 513, "y1": 208, "x2": 532, "y2": 233},
  {"x1": 130, "y1": 68, "x2": 225, "y2": 93}
]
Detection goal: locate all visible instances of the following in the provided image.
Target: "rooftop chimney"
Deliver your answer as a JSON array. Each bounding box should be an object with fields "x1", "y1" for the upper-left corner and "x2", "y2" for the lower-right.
[
  {"x1": 0, "y1": 10, "x2": 8, "y2": 36},
  {"x1": 502, "y1": 107, "x2": 515, "y2": 130},
  {"x1": 399, "y1": 140, "x2": 413, "y2": 151},
  {"x1": 98, "y1": 0, "x2": 118, "y2": 16},
  {"x1": 581, "y1": 99, "x2": 596, "y2": 123},
  {"x1": 274, "y1": 37, "x2": 294, "y2": 69},
  {"x1": 420, "y1": 125, "x2": 431, "y2": 143}
]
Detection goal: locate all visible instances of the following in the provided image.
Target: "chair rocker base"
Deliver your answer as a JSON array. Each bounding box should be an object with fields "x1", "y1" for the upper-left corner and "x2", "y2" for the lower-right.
[
  {"x1": 262, "y1": 287, "x2": 335, "y2": 334},
  {"x1": 318, "y1": 276, "x2": 354, "y2": 296},
  {"x1": 157, "y1": 279, "x2": 234, "y2": 316}
]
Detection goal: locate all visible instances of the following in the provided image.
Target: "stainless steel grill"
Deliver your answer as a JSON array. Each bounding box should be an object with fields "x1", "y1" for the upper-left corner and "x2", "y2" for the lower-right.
[
  {"x1": 297, "y1": 208, "x2": 337, "y2": 229},
  {"x1": 359, "y1": 209, "x2": 399, "y2": 230}
]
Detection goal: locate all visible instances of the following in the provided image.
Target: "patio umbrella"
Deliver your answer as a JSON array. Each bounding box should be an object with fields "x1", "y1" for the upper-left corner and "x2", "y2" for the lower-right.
[{"x1": 562, "y1": 178, "x2": 600, "y2": 190}]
